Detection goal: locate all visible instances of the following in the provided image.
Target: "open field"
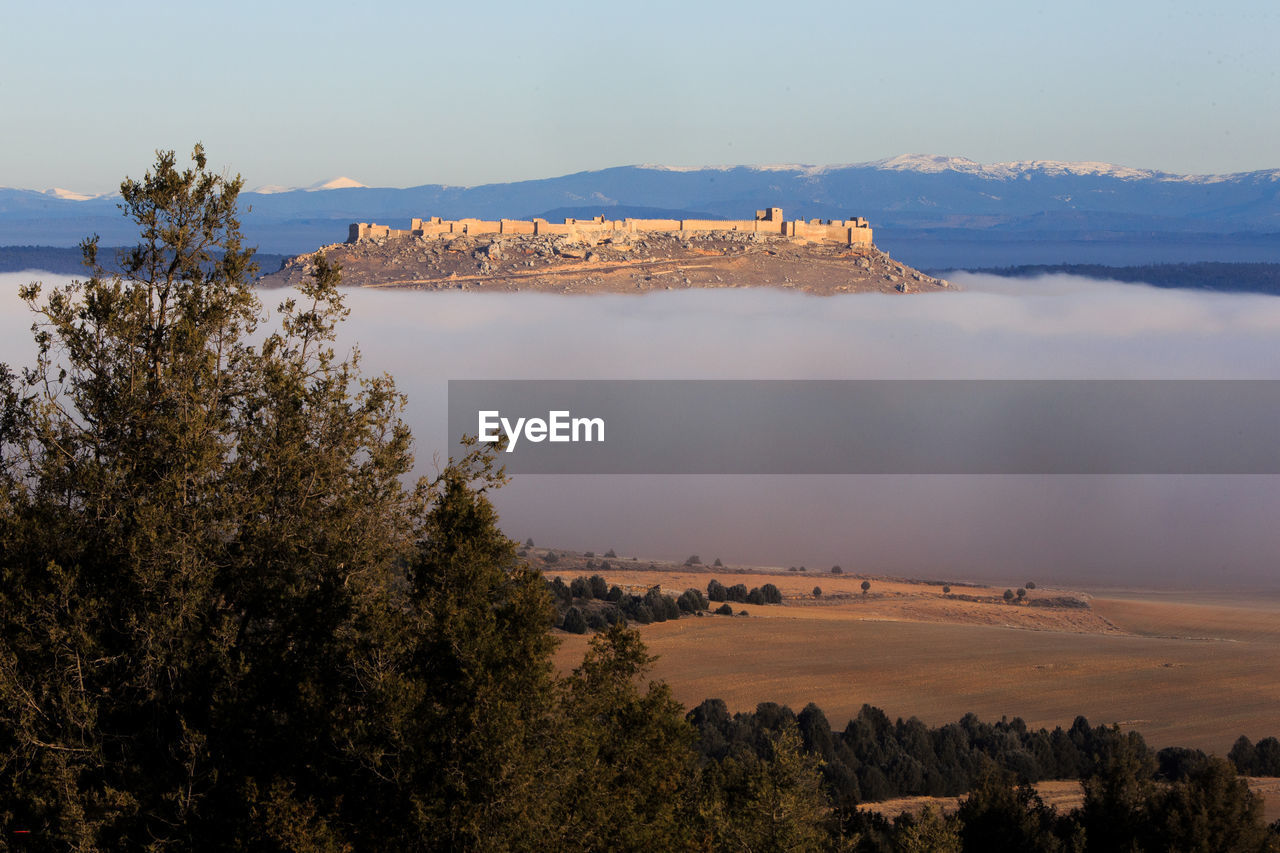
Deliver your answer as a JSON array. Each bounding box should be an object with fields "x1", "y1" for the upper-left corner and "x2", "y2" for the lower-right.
[
  {"x1": 550, "y1": 564, "x2": 1280, "y2": 757},
  {"x1": 551, "y1": 563, "x2": 1280, "y2": 817},
  {"x1": 861, "y1": 778, "x2": 1280, "y2": 824}
]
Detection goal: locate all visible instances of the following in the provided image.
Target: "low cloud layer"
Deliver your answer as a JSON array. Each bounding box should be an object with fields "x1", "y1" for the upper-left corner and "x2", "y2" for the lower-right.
[{"x1": 4, "y1": 271, "x2": 1280, "y2": 589}]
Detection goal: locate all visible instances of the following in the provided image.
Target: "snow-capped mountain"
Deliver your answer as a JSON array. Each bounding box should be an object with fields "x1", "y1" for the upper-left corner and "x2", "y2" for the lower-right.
[
  {"x1": 3, "y1": 157, "x2": 1278, "y2": 265},
  {"x1": 249, "y1": 177, "x2": 369, "y2": 195},
  {"x1": 43, "y1": 187, "x2": 106, "y2": 201},
  {"x1": 866, "y1": 154, "x2": 1159, "y2": 180}
]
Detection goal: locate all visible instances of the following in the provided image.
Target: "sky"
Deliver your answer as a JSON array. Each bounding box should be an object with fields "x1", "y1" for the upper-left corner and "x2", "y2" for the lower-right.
[{"x1": 3, "y1": 0, "x2": 1279, "y2": 194}]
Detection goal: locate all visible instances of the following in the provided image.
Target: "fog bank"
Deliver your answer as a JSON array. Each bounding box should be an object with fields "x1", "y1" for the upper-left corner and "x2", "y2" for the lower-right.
[{"x1": 4, "y1": 271, "x2": 1280, "y2": 589}]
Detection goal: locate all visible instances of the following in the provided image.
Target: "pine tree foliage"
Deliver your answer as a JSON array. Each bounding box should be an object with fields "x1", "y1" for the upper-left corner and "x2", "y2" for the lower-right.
[
  {"x1": 0, "y1": 146, "x2": 478, "y2": 847},
  {"x1": 346, "y1": 442, "x2": 559, "y2": 850},
  {"x1": 694, "y1": 722, "x2": 833, "y2": 853},
  {"x1": 555, "y1": 624, "x2": 699, "y2": 851}
]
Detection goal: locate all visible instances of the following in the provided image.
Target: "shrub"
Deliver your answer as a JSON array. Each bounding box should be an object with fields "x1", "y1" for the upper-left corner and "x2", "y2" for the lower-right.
[
  {"x1": 680, "y1": 588, "x2": 708, "y2": 611},
  {"x1": 562, "y1": 607, "x2": 588, "y2": 634},
  {"x1": 549, "y1": 577, "x2": 572, "y2": 605}
]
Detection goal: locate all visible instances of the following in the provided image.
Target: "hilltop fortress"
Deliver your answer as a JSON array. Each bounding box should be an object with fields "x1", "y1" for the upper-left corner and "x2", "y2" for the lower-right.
[
  {"x1": 263, "y1": 205, "x2": 950, "y2": 295},
  {"x1": 348, "y1": 207, "x2": 873, "y2": 247}
]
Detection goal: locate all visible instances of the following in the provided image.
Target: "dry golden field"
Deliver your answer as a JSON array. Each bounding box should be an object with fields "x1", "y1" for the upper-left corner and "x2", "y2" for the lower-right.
[
  {"x1": 550, "y1": 564, "x2": 1280, "y2": 756},
  {"x1": 861, "y1": 778, "x2": 1280, "y2": 824},
  {"x1": 549, "y1": 562, "x2": 1280, "y2": 819}
]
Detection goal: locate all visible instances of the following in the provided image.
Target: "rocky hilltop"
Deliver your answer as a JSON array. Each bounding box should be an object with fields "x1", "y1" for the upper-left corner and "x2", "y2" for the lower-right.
[{"x1": 260, "y1": 231, "x2": 951, "y2": 295}]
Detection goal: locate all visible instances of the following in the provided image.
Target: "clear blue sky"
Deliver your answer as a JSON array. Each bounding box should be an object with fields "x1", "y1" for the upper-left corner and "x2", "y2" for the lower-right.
[{"x1": 3, "y1": 0, "x2": 1277, "y2": 193}]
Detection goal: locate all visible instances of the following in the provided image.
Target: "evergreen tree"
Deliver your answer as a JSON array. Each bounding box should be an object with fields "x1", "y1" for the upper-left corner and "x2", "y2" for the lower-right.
[
  {"x1": 0, "y1": 146, "x2": 421, "y2": 846},
  {"x1": 1077, "y1": 729, "x2": 1157, "y2": 851},
  {"x1": 555, "y1": 624, "x2": 698, "y2": 850},
  {"x1": 562, "y1": 606, "x2": 589, "y2": 633},
  {"x1": 1147, "y1": 757, "x2": 1270, "y2": 852},
  {"x1": 367, "y1": 443, "x2": 559, "y2": 849},
  {"x1": 0, "y1": 146, "x2": 560, "y2": 850},
  {"x1": 956, "y1": 773, "x2": 1072, "y2": 852},
  {"x1": 1231, "y1": 735, "x2": 1258, "y2": 774},
  {"x1": 894, "y1": 806, "x2": 962, "y2": 853},
  {"x1": 707, "y1": 725, "x2": 832, "y2": 852}
]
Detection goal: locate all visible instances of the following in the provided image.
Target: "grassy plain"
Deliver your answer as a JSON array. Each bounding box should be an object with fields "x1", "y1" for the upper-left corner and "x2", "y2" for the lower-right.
[{"x1": 550, "y1": 564, "x2": 1280, "y2": 756}]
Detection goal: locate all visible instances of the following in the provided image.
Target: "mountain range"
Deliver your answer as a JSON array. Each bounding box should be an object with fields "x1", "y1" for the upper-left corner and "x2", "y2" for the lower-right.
[{"x1": 4, "y1": 155, "x2": 1278, "y2": 269}]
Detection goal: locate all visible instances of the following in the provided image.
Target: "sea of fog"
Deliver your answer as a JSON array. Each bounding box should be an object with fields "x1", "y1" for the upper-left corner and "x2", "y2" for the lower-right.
[{"x1": 3, "y1": 270, "x2": 1280, "y2": 590}]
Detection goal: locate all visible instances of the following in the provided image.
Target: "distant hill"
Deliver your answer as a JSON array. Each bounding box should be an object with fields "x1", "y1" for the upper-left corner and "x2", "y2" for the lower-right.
[
  {"x1": 959, "y1": 262, "x2": 1280, "y2": 295},
  {"x1": 4, "y1": 156, "x2": 1279, "y2": 267},
  {"x1": 0, "y1": 246, "x2": 289, "y2": 277}
]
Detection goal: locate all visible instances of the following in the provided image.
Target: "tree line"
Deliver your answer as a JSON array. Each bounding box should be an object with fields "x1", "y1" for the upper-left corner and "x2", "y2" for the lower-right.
[{"x1": 546, "y1": 574, "x2": 798, "y2": 631}]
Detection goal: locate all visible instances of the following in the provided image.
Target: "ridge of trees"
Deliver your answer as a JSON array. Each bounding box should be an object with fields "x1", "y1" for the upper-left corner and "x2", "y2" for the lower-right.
[
  {"x1": 691, "y1": 701, "x2": 1278, "y2": 851},
  {"x1": 548, "y1": 574, "x2": 800, "y2": 632}
]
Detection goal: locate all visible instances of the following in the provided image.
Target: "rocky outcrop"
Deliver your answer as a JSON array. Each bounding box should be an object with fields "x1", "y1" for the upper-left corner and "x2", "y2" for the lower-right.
[{"x1": 260, "y1": 231, "x2": 951, "y2": 295}]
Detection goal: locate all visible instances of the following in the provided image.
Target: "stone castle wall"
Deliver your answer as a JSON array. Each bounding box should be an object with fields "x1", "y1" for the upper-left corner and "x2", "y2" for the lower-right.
[{"x1": 348, "y1": 208, "x2": 872, "y2": 247}]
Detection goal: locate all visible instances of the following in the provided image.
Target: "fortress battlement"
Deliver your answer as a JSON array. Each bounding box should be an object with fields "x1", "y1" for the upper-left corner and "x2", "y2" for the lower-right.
[{"x1": 348, "y1": 207, "x2": 872, "y2": 247}]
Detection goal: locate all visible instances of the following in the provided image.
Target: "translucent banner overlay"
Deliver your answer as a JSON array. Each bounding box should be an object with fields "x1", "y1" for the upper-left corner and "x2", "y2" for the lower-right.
[{"x1": 447, "y1": 380, "x2": 1280, "y2": 474}]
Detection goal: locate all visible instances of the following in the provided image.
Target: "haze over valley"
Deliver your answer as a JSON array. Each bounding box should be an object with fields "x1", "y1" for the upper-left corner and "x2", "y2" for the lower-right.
[{"x1": 6, "y1": 268, "x2": 1277, "y2": 591}]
